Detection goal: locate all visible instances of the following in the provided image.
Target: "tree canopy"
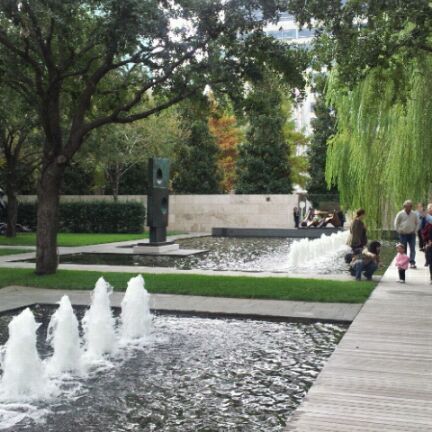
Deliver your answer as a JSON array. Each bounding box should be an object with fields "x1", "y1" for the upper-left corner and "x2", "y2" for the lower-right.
[
  {"x1": 290, "y1": 0, "x2": 432, "y2": 84},
  {"x1": 172, "y1": 99, "x2": 222, "y2": 194},
  {"x1": 306, "y1": 76, "x2": 336, "y2": 195},
  {"x1": 0, "y1": 0, "x2": 308, "y2": 273},
  {"x1": 236, "y1": 71, "x2": 293, "y2": 194},
  {"x1": 326, "y1": 57, "x2": 432, "y2": 227}
]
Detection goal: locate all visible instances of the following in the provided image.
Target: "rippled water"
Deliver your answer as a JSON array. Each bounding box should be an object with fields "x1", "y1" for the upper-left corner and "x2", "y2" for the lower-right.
[
  {"x1": 0, "y1": 306, "x2": 346, "y2": 431},
  {"x1": 53, "y1": 236, "x2": 352, "y2": 274}
]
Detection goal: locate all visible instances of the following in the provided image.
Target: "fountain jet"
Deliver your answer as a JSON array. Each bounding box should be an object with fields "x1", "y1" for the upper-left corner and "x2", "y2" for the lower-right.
[
  {"x1": 120, "y1": 274, "x2": 152, "y2": 341},
  {"x1": 46, "y1": 296, "x2": 82, "y2": 375},
  {"x1": 82, "y1": 277, "x2": 116, "y2": 361},
  {"x1": 287, "y1": 230, "x2": 350, "y2": 269},
  {"x1": 0, "y1": 308, "x2": 46, "y2": 400}
]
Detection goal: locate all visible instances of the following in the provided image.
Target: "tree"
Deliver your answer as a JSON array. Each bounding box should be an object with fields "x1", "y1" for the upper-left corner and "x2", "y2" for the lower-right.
[
  {"x1": 289, "y1": 0, "x2": 432, "y2": 85},
  {"x1": 235, "y1": 73, "x2": 292, "y2": 194},
  {"x1": 0, "y1": 88, "x2": 40, "y2": 236},
  {"x1": 85, "y1": 105, "x2": 183, "y2": 200},
  {"x1": 172, "y1": 99, "x2": 222, "y2": 194},
  {"x1": 208, "y1": 105, "x2": 242, "y2": 193},
  {"x1": 62, "y1": 163, "x2": 95, "y2": 195},
  {"x1": 73, "y1": 102, "x2": 184, "y2": 197},
  {"x1": 0, "y1": 0, "x2": 306, "y2": 273},
  {"x1": 306, "y1": 78, "x2": 336, "y2": 195},
  {"x1": 326, "y1": 59, "x2": 432, "y2": 227}
]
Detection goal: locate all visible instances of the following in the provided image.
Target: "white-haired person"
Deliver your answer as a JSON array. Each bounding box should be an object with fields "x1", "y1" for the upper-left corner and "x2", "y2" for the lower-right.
[
  {"x1": 394, "y1": 200, "x2": 420, "y2": 269},
  {"x1": 426, "y1": 203, "x2": 432, "y2": 224}
]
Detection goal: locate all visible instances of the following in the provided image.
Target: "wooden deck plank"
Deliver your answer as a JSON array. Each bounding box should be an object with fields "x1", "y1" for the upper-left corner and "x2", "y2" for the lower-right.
[{"x1": 286, "y1": 255, "x2": 432, "y2": 431}]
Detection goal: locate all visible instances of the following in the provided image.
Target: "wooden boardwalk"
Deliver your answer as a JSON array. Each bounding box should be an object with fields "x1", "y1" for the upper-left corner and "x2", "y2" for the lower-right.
[{"x1": 286, "y1": 257, "x2": 432, "y2": 431}]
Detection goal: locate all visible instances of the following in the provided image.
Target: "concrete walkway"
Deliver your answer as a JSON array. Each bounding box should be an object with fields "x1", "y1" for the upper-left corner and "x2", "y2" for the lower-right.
[
  {"x1": 286, "y1": 256, "x2": 432, "y2": 431},
  {"x1": 0, "y1": 285, "x2": 361, "y2": 323}
]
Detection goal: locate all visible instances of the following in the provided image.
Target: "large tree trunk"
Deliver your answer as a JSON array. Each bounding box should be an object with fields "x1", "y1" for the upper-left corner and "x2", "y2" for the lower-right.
[
  {"x1": 5, "y1": 164, "x2": 18, "y2": 237},
  {"x1": 35, "y1": 162, "x2": 65, "y2": 275},
  {"x1": 5, "y1": 190, "x2": 17, "y2": 238}
]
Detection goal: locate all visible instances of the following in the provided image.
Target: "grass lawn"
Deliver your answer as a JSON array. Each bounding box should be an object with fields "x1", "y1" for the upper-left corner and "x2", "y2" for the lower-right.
[
  {"x1": 376, "y1": 242, "x2": 396, "y2": 275},
  {"x1": 0, "y1": 268, "x2": 376, "y2": 303},
  {"x1": 0, "y1": 232, "x2": 155, "y2": 247},
  {"x1": 0, "y1": 248, "x2": 32, "y2": 256}
]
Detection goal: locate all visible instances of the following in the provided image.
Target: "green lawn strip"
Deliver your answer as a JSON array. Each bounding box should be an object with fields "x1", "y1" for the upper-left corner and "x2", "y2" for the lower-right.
[
  {"x1": 0, "y1": 233, "x2": 151, "y2": 247},
  {"x1": 0, "y1": 269, "x2": 376, "y2": 303},
  {"x1": 0, "y1": 232, "x2": 186, "y2": 247},
  {"x1": 376, "y1": 242, "x2": 396, "y2": 275},
  {"x1": 0, "y1": 248, "x2": 32, "y2": 256}
]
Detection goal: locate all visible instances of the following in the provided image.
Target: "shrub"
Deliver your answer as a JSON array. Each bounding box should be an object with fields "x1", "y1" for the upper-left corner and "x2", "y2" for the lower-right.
[
  {"x1": 15, "y1": 202, "x2": 37, "y2": 229},
  {"x1": 15, "y1": 201, "x2": 145, "y2": 233}
]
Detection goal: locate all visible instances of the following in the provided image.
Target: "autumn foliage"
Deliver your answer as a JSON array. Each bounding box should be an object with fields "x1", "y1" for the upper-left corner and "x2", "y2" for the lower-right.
[{"x1": 208, "y1": 114, "x2": 242, "y2": 192}]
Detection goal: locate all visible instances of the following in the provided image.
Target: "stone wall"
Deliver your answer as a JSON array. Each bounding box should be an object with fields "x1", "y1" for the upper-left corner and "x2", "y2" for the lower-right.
[{"x1": 18, "y1": 194, "x2": 300, "y2": 233}]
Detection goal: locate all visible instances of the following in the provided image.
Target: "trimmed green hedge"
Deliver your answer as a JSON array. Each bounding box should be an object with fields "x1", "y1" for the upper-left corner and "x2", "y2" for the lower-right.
[{"x1": 15, "y1": 201, "x2": 145, "y2": 233}]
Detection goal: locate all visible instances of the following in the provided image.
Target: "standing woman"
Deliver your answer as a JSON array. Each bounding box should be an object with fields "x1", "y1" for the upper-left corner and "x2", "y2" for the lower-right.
[{"x1": 348, "y1": 208, "x2": 367, "y2": 251}]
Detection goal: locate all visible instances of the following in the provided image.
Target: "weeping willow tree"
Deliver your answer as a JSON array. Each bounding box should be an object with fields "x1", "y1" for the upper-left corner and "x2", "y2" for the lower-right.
[{"x1": 326, "y1": 56, "x2": 432, "y2": 228}]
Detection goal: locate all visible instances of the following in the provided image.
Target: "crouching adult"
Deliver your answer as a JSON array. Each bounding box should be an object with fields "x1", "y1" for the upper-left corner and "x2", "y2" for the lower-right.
[{"x1": 350, "y1": 241, "x2": 381, "y2": 281}]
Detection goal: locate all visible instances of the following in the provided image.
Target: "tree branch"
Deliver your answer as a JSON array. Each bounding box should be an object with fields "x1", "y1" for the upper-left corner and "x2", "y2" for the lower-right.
[
  {"x1": 0, "y1": 30, "x2": 41, "y2": 74},
  {"x1": 22, "y1": 2, "x2": 52, "y2": 66},
  {"x1": 83, "y1": 88, "x2": 196, "y2": 136}
]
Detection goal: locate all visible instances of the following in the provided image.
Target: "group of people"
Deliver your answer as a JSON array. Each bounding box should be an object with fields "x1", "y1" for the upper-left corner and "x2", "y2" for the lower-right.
[
  {"x1": 394, "y1": 200, "x2": 432, "y2": 283},
  {"x1": 347, "y1": 199, "x2": 432, "y2": 283},
  {"x1": 346, "y1": 208, "x2": 381, "y2": 281},
  {"x1": 293, "y1": 207, "x2": 345, "y2": 229}
]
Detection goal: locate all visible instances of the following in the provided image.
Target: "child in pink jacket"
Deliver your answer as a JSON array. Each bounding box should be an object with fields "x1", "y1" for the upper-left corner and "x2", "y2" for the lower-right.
[{"x1": 395, "y1": 243, "x2": 410, "y2": 283}]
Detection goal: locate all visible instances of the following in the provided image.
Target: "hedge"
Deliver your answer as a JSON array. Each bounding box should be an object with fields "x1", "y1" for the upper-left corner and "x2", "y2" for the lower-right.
[{"x1": 14, "y1": 201, "x2": 146, "y2": 233}]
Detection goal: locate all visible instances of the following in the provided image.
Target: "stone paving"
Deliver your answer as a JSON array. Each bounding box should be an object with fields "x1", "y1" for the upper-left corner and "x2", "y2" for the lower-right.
[
  {"x1": 0, "y1": 285, "x2": 361, "y2": 323},
  {"x1": 285, "y1": 253, "x2": 432, "y2": 431}
]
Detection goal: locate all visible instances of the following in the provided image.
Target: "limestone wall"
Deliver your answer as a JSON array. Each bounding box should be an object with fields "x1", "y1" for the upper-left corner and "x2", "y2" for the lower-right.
[
  {"x1": 169, "y1": 194, "x2": 299, "y2": 232},
  {"x1": 18, "y1": 194, "x2": 300, "y2": 232}
]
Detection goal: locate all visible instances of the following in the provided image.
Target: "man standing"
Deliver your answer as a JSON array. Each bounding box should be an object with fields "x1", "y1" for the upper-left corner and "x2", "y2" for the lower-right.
[{"x1": 394, "y1": 200, "x2": 419, "y2": 269}]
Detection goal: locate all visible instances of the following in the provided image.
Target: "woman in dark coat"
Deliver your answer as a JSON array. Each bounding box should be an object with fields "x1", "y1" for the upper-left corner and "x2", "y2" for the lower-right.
[{"x1": 348, "y1": 208, "x2": 367, "y2": 251}]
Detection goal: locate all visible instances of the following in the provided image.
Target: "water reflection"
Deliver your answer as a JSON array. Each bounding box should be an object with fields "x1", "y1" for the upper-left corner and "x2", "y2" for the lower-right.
[
  {"x1": 0, "y1": 307, "x2": 346, "y2": 431},
  {"x1": 57, "y1": 236, "x2": 351, "y2": 274}
]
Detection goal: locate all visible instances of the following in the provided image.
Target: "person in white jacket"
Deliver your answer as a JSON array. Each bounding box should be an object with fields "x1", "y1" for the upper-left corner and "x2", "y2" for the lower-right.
[{"x1": 394, "y1": 200, "x2": 420, "y2": 268}]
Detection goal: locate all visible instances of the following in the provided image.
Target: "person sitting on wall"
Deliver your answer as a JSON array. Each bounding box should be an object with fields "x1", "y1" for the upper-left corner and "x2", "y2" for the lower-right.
[
  {"x1": 301, "y1": 208, "x2": 342, "y2": 229},
  {"x1": 300, "y1": 207, "x2": 314, "y2": 227},
  {"x1": 349, "y1": 241, "x2": 381, "y2": 281},
  {"x1": 309, "y1": 212, "x2": 323, "y2": 227},
  {"x1": 317, "y1": 210, "x2": 342, "y2": 228}
]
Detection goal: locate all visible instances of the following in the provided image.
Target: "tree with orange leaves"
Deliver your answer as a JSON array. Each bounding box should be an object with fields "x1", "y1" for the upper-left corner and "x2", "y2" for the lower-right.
[{"x1": 208, "y1": 113, "x2": 242, "y2": 193}]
